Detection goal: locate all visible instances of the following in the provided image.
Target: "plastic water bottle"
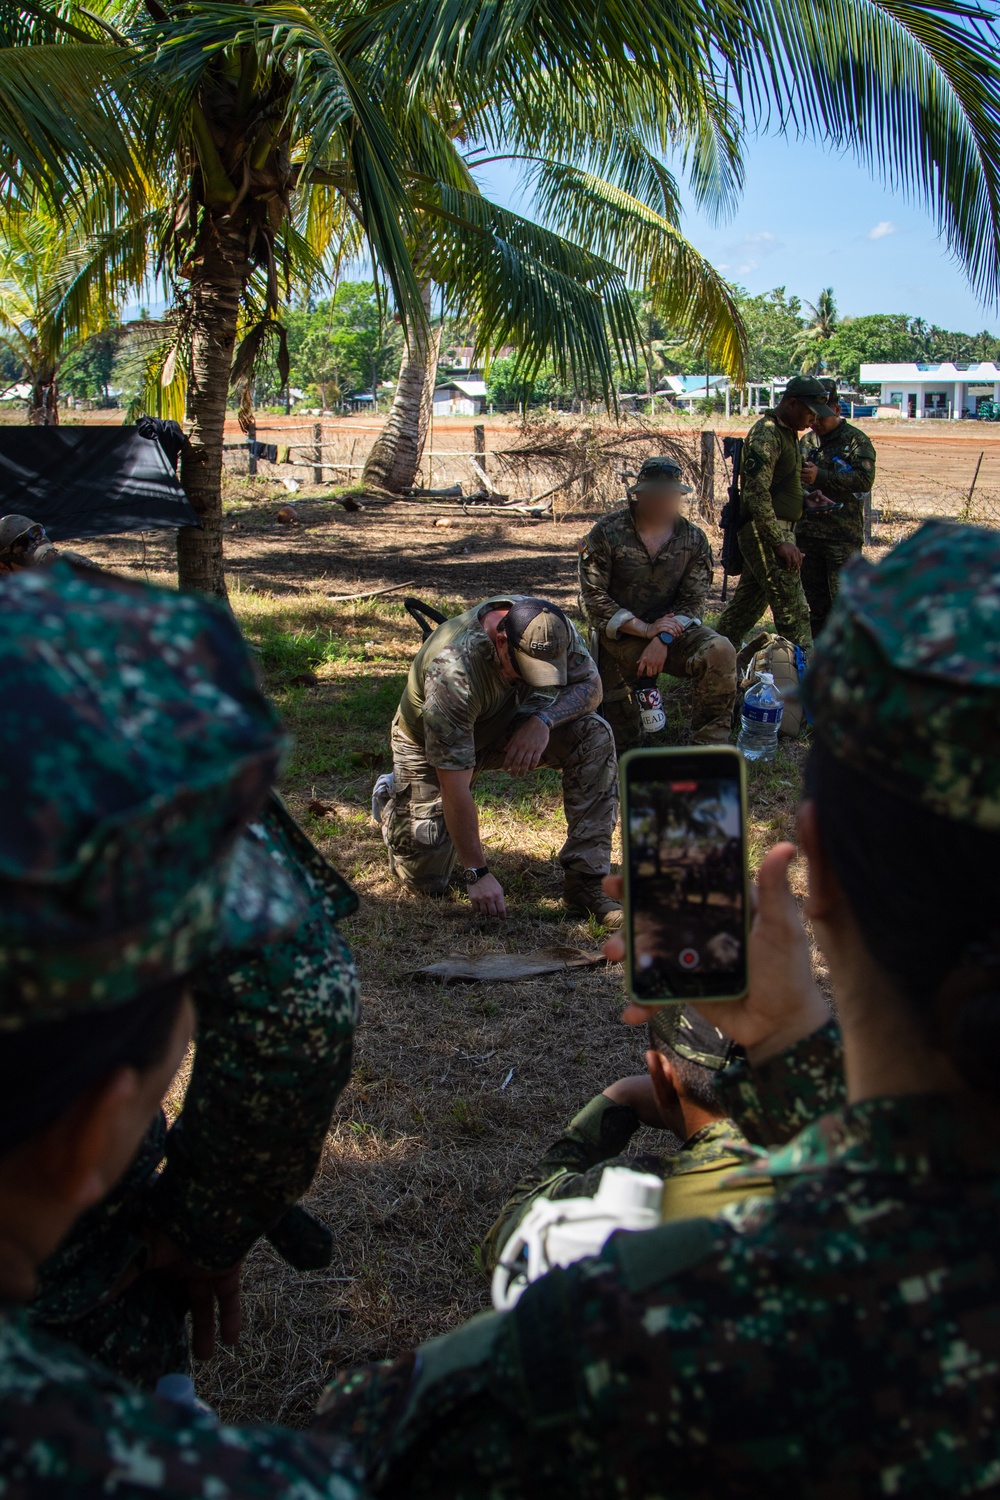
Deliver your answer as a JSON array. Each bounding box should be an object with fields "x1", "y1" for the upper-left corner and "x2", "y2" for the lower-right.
[{"x1": 738, "y1": 672, "x2": 783, "y2": 761}]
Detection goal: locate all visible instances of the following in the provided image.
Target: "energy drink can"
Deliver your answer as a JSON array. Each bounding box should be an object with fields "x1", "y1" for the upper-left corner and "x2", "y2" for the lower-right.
[{"x1": 636, "y1": 685, "x2": 666, "y2": 733}]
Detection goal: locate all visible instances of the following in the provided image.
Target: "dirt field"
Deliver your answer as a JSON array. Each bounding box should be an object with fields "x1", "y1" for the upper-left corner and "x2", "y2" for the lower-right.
[{"x1": 52, "y1": 414, "x2": 993, "y2": 1428}]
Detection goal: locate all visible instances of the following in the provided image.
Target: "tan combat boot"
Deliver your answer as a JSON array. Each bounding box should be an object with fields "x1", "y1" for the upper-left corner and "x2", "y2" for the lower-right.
[{"x1": 563, "y1": 870, "x2": 623, "y2": 929}]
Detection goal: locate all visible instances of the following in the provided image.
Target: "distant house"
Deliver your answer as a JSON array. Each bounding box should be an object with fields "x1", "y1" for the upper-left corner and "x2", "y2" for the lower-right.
[
  {"x1": 439, "y1": 345, "x2": 514, "y2": 375},
  {"x1": 860, "y1": 361, "x2": 1000, "y2": 419},
  {"x1": 432, "y1": 379, "x2": 487, "y2": 416},
  {"x1": 658, "y1": 374, "x2": 730, "y2": 411}
]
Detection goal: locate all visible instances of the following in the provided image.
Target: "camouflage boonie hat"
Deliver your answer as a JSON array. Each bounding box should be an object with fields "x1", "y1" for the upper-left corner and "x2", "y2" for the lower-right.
[
  {"x1": 0, "y1": 564, "x2": 303, "y2": 1028},
  {"x1": 648, "y1": 1005, "x2": 735, "y2": 1071},
  {"x1": 803, "y1": 520, "x2": 1000, "y2": 831},
  {"x1": 627, "y1": 457, "x2": 693, "y2": 497}
]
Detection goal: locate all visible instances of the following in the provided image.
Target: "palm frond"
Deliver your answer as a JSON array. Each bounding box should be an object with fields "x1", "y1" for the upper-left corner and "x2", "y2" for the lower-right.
[
  {"x1": 527, "y1": 162, "x2": 745, "y2": 378},
  {"x1": 730, "y1": 0, "x2": 1000, "y2": 302},
  {"x1": 141, "y1": 2, "x2": 423, "y2": 328},
  {"x1": 0, "y1": 42, "x2": 141, "y2": 202},
  {"x1": 469, "y1": 65, "x2": 742, "y2": 220},
  {"x1": 411, "y1": 181, "x2": 641, "y2": 399}
]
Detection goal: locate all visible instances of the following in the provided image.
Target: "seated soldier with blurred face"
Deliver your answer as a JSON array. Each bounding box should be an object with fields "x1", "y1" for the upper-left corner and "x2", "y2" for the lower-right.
[
  {"x1": 578, "y1": 457, "x2": 736, "y2": 749},
  {"x1": 482, "y1": 1007, "x2": 772, "y2": 1274}
]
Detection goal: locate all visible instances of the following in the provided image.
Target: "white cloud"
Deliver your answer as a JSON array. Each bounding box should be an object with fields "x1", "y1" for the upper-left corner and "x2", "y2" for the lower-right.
[{"x1": 867, "y1": 220, "x2": 897, "y2": 241}]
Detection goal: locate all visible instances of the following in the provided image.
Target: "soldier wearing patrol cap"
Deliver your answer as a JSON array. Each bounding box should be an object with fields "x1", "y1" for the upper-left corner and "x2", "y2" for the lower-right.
[
  {"x1": 0, "y1": 562, "x2": 364, "y2": 1491},
  {"x1": 579, "y1": 456, "x2": 737, "y2": 748},
  {"x1": 482, "y1": 1005, "x2": 771, "y2": 1275},
  {"x1": 717, "y1": 374, "x2": 838, "y2": 652},
  {"x1": 796, "y1": 378, "x2": 878, "y2": 638},
  {"x1": 378, "y1": 594, "x2": 620, "y2": 926},
  {"x1": 316, "y1": 519, "x2": 1000, "y2": 1500}
]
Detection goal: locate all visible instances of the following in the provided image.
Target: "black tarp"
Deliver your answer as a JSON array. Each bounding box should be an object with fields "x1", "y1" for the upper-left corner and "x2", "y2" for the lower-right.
[{"x1": 0, "y1": 427, "x2": 200, "y2": 541}]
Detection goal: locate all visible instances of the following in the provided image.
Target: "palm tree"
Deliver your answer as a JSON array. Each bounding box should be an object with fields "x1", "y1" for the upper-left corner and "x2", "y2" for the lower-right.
[
  {"x1": 0, "y1": 209, "x2": 119, "y2": 424},
  {"x1": 794, "y1": 288, "x2": 839, "y2": 375},
  {"x1": 361, "y1": 76, "x2": 746, "y2": 490},
  {"x1": 7, "y1": 0, "x2": 1000, "y2": 586}
]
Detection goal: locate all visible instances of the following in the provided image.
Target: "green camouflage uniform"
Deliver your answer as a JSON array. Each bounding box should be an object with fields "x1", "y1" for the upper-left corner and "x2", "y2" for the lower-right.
[
  {"x1": 311, "y1": 520, "x2": 1000, "y2": 1498},
  {"x1": 482, "y1": 1102, "x2": 767, "y2": 1274},
  {"x1": 716, "y1": 410, "x2": 813, "y2": 650},
  {"x1": 797, "y1": 419, "x2": 877, "y2": 637},
  {"x1": 578, "y1": 509, "x2": 736, "y2": 747},
  {"x1": 28, "y1": 794, "x2": 360, "y2": 1387},
  {"x1": 384, "y1": 596, "x2": 616, "y2": 892},
  {"x1": 0, "y1": 564, "x2": 364, "y2": 1496}
]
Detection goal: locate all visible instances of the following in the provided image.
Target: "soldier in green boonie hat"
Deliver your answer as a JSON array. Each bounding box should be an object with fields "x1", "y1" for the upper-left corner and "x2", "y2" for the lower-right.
[
  {"x1": 804, "y1": 517, "x2": 1000, "y2": 828},
  {"x1": 0, "y1": 563, "x2": 365, "y2": 1494}
]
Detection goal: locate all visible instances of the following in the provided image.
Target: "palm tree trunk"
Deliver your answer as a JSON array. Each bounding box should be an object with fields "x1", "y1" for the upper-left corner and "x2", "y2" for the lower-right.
[
  {"x1": 362, "y1": 283, "x2": 440, "y2": 493},
  {"x1": 28, "y1": 369, "x2": 58, "y2": 425},
  {"x1": 177, "y1": 217, "x2": 249, "y2": 598}
]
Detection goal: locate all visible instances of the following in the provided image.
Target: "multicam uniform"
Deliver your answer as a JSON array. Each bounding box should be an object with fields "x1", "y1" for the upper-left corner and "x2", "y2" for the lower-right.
[
  {"x1": 28, "y1": 795, "x2": 360, "y2": 1387},
  {"x1": 716, "y1": 409, "x2": 812, "y2": 650},
  {"x1": 482, "y1": 1100, "x2": 768, "y2": 1274},
  {"x1": 578, "y1": 511, "x2": 736, "y2": 747},
  {"x1": 797, "y1": 419, "x2": 877, "y2": 637},
  {"x1": 383, "y1": 596, "x2": 617, "y2": 893}
]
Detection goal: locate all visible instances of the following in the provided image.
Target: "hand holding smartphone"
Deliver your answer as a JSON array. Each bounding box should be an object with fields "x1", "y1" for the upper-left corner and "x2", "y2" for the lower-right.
[{"x1": 620, "y1": 746, "x2": 749, "y2": 1004}]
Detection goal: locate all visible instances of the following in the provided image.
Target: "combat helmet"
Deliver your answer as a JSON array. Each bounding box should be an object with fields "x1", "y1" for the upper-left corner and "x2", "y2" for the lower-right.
[{"x1": 0, "y1": 514, "x2": 47, "y2": 565}]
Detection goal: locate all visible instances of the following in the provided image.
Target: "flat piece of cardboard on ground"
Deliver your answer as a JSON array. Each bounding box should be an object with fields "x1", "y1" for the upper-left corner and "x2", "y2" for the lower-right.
[{"x1": 413, "y1": 945, "x2": 605, "y2": 984}]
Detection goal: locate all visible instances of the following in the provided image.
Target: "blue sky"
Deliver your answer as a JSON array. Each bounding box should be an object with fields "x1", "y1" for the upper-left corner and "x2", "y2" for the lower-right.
[
  {"x1": 126, "y1": 134, "x2": 998, "y2": 333},
  {"x1": 476, "y1": 135, "x2": 1000, "y2": 334}
]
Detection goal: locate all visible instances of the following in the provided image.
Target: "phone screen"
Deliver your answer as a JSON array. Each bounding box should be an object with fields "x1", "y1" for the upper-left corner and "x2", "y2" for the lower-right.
[{"x1": 622, "y1": 747, "x2": 748, "y2": 1003}]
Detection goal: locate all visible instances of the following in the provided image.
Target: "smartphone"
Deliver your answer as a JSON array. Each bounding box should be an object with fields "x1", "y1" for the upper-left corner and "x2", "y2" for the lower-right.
[{"x1": 620, "y1": 745, "x2": 749, "y2": 1004}]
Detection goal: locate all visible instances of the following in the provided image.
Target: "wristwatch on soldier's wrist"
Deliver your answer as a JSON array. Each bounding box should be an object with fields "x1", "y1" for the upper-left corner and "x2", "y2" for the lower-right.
[{"x1": 462, "y1": 865, "x2": 489, "y2": 886}]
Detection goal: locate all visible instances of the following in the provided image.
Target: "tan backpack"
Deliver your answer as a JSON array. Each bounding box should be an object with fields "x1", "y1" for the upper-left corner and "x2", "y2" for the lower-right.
[{"x1": 743, "y1": 636, "x2": 808, "y2": 737}]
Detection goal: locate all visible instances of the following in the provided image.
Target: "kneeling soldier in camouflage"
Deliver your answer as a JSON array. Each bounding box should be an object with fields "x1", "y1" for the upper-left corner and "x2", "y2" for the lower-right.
[
  {"x1": 579, "y1": 457, "x2": 736, "y2": 748},
  {"x1": 379, "y1": 595, "x2": 621, "y2": 927}
]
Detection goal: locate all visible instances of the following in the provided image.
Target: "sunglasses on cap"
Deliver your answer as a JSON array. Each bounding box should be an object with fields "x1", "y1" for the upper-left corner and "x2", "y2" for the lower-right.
[{"x1": 4, "y1": 525, "x2": 47, "y2": 561}]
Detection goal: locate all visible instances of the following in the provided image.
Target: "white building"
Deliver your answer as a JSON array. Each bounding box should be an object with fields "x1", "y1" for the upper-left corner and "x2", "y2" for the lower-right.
[
  {"x1": 860, "y1": 362, "x2": 1000, "y2": 419},
  {"x1": 659, "y1": 374, "x2": 730, "y2": 411},
  {"x1": 432, "y1": 378, "x2": 487, "y2": 416}
]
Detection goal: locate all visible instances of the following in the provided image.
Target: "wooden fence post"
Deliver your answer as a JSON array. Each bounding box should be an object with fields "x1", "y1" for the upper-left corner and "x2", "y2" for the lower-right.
[
  {"x1": 698, "y1": 429, "x2": 716, "y2": 523},
  {"x1": 247, "y1": 418, "x2": 257, "y2": 477},
  {"x1": 312, "y1": 421, "x2": 323, "y2": 484},
  {"x1": 474, "y1": 423, "x2": 486, "y2": 465}
]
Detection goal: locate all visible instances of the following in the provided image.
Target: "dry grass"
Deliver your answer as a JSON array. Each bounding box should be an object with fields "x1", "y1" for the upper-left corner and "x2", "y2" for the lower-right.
[{"x1": 155, "y1": 571, "x2": 803, "y2": 1428}]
